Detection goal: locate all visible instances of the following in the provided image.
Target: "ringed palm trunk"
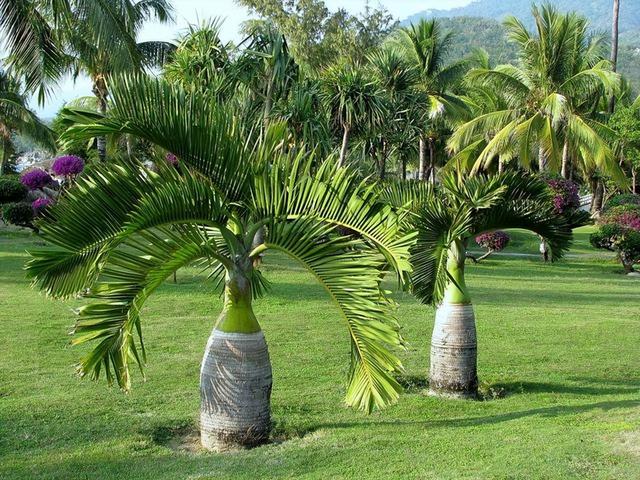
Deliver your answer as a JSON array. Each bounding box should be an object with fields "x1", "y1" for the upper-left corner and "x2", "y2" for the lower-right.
[
  {"x1": 419, "y1": 135, "x2": 428, "y2": 181},
  {"x1": 339, "y1": 125, "x2": 350, "y2": 168},
  {"x1": 429, "y1": 239, "x2": 478, "y2": 399},
  {"x1": 609, "y1": 0, "x2": 620, "y2": 113},
  {"x1": 200, "y1": 258, "x2": 272, "y2": 451},
  {"x1": 0, "y1": 136, "x2": 10, "y2": 176},
  {"x1": 428, "y1": 137, "x2": 436, "y2": 184},
  {"x1": 561, "y1": 140, "x2": 570, "y2": 179},
  {"x1": 92, "y1": 75, "x2": 108, "y2": 162}
]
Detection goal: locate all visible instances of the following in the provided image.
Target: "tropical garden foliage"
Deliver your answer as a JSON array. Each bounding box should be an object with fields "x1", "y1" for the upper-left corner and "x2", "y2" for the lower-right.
[{"x1": 1, "y1": 0, "x2": 639, "y2": 458}]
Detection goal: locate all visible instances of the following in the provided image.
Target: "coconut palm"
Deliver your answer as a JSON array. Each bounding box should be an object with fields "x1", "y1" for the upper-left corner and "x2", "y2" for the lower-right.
[
  {"x1": 321, "y1": 62, "x2": 387, "y2": 167},
  {"x1": 382, "y1": 172, "x2": 581, "y2": 398},
  {"x1": 390, "y1": 19, "x2": 469, "y2": 182},
  {"x1": 448, "y1": 5, "x2": 623, "y2": 183},
  {"x1": 609, "y1": 0, "x2": 621, "y2": 112},
  {"x1": 65, "y1": 0, "x2": 174, "y2": 161},
  {"x1": 0, "y1": 0, "x2": 173, "y2": 104},
  {"x1": 26, "y1": 75, "x2": 413, "y2": 451},
  {"x1": 0, "y1": 68, "x2": 55, "y2": 174}
]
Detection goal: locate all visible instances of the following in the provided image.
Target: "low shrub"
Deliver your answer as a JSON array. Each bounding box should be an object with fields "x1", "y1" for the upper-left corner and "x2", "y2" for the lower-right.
[
  {"x1": 0, "y1": 177, "x2": 28, "y2": 203},
  {"x1": 591, "y1": 206, "x2": 640, "y2": 273},
  {"x1": 1, "y1": 202, "x2": 35, "y2": 229},
  {"x1": 605, "y1": 193, "x2": 640, "y2": 210}
]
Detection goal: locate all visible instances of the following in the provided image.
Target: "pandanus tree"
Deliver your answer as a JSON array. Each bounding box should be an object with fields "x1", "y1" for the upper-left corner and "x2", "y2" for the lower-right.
[
  {"x1": 448, "y1": 5, "x2": 623, "y2": 184},
  {"x1": 321, "y1": 62, "x2": 386, "y2": 167},
  {"x1": 383, "y1": 172, "x2": 581, "y2": 398},
  {"x1": 26, "y1": 75, "x2": 413, "y2": 451}
]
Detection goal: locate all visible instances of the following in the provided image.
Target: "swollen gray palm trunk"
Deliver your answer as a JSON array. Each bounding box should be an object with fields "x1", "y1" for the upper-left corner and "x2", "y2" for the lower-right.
[
  {"x1": 200, "y1": 257, "x2": 272, "y2": 451},
  {"x1": 429, "y1": 240, "x2": 478, "y2": 399}
]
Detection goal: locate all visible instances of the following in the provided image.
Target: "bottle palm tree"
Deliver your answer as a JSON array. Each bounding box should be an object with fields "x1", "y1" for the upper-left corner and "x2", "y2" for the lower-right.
[
  {"x1": 448, "y1": 5, "x2": 623, "y2": 183},
  {"x1": 390, "y1": 19, "x2": 469, "y2": 182},
  {"x1": 27, "y1": 75, "x2": 413, "y2": 451},
  {"x1": 0, "y1": 68, "x2": 55, "y2": 174},
  {"x1": 321, "y1": 62, "x2": 387, "y2": 167},
  {"x1": 382, "y1": 172, "x2": 581, "y2": 398}
]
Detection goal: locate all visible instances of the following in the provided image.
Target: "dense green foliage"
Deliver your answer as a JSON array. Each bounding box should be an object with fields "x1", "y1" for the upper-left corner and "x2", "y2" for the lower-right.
[
  {"x1": 1, "y1": 201, "x2": 33, "y2": 227},
  {"x1": 0, "y1": 177, "x2": 27, "y2": 203}
]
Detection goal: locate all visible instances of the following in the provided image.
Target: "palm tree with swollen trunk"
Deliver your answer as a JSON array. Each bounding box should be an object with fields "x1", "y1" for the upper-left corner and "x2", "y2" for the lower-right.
[
  {"x1": 383, "y1": 172, "x2": 579, "y2": 398},
  {"x1": 448, "y1": 5, "x2": 623, "y2": 184},
  {"x1": 26, "y1": 75, "x2": 413, "y2": 451}
]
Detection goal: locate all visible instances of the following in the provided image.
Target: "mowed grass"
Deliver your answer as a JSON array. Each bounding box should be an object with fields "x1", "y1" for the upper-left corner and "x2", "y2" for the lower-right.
[{"x1": 0, "y1": 226, "x2": 639, "y2": 479}]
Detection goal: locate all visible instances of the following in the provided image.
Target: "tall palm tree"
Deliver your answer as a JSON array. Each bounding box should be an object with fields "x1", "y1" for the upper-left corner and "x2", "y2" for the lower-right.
[
  {"x1": 321, "y1": 62, "x2": 386, "y2": 168},
  {"x1": 26, "y1": 75, "x2": 413, "y2": 451},
  {"x1": 0, "y1": 68, "x2": 55, "y2": 174},
  {"x1": 609, "y1": 0, "x2": 621, "y2": 112},
  {"x1": 448, "y1": 5, "x2": 623, "y2": 184},
  {"x1": 390, "y1": 19, "x2": 469, "y2": 182},
  {"x1": 65, "y1": 0, "x2": 174, "y2": 161},
  {"x1": 382, "y1": 172, "x2": 581, "y2": 398},
  {"x1": 0, "y1": 0, "x2": 174, "y2": 162}
]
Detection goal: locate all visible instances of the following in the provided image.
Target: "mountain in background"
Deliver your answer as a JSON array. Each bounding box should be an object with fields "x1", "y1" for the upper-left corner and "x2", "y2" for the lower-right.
[{"x1": 403, "y1": 0, "x2": 640, "y2": 91}]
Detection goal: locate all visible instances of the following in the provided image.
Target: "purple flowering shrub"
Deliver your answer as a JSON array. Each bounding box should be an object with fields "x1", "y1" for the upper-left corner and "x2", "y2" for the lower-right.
[
  {"x1": 20, "y1": 169, "x2": 53, "y2": 190},
  {"x1": 52, "y1": 155, "x2": 85, "y2": 177},
  {"x1": 32, "y1": 197, "x2": 53, "y2": 216},
  {"x1": 475, "y1": 231, "x2": 510, "y2": 252},
  {"x1": 545, "y1": 177, "x2": 580, "y2": 214},
  {"x1": 165, "y1": 152, "x2": 178, "y2": 166}
]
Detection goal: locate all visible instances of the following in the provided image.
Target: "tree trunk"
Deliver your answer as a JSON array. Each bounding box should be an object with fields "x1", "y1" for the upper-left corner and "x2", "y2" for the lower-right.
[
  {"x1": 429, "y1": 240, "x2": 478, "y2": 399},
  {"x1": 339, "y1": 126, "x2": 350, "y2": 168},
  {"x1": 561, "y1": 140, "x2": 570, "y2": 179},
  {"x1": 0, "y1": 137, "x2": 10, "y2": 176},
  {"x1": 428, "y1": 137, "x2": 436, "y2": 184},
  {"x1": 401, "y1": 154, "x2": 407, "y2": 180},
  {"x1": 200, "y1": 261, "x2": 272, "y2": 451},
  {"x1": 93, "y1": 76, "x2": 109, "y2": 162},
  {"x1": 419, "y1": 136, "x2": 428, "y2": 181},
  {"x1": 632, "y1": 168, "x2": 637, "y2": 194},
  {"x1": 497, "y1": 156, "x2": 504, "y2": 174},
  {"x1": 609, "y1": 0, "x2": 620, "y2": 113},
  {"x1": 538, "y1": 146, "x2": 547, "y2": 172},
  {"x1": 378, "y1": 140, "x2": 387, "y2": 180},
  {"x1": 591, "y1": 180, "x2": 605, "y2": 216}
]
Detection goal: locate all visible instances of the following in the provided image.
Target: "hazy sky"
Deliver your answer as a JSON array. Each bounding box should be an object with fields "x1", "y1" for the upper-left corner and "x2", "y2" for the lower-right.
[{"x1": 33, "y1": 0, "x2": 473, "y2": 117}]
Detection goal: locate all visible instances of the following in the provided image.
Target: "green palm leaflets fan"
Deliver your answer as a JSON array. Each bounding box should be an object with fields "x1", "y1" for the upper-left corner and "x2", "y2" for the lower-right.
[
  {"x1": 27, "y1": 74, "x2": 413, "y2": 451},
  {"x1": 382, "y1": 171, "x2": 580, "y2": 399}
]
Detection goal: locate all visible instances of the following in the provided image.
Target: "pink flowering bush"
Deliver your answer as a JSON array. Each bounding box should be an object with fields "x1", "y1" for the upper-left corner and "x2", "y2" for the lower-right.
[
  {"x1": 475, "y1": 231, "x2": 510, "y2": 252},
  {"x1": 52, "y1": 155, "x2": 85, "y2": 177},
  {"x1": 591, "y1": 205, "x2": 640, "y2": 273},
  {"x1": 20, "y1": 169, "x2": 53, "y2": 190},
  {"x1": 32, "y1": 197, "x2": 53, "y2": 216},
  {"x1": 165, "y1": 152, "x2": 178, "y2": 166},
  {"x1": 545, "y1": 178, "x2": 580, "y2": 214}
]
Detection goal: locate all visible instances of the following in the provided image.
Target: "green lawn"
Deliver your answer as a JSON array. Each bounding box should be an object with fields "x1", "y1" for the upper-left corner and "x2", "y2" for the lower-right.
[{"x1": 1, "y1": 226, "x2": 639, "y2": 479}]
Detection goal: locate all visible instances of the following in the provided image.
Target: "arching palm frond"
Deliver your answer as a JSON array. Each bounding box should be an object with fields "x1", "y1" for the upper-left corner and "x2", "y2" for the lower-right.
[
  {"x1": 407, "y1": 172, "x2": 578, "y2": 305},
  {"x1": 61, "y1": 75, "x2": 252, "y2": 202}
]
